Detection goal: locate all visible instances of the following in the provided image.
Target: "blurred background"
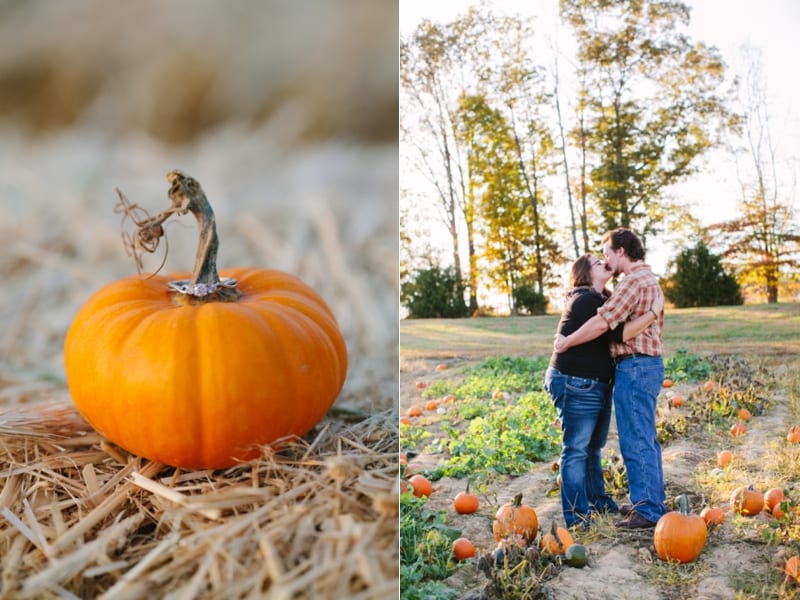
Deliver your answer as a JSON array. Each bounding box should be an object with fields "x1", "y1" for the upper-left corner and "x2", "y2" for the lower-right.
[{"x1": 0, "y1": 0, "x2": 398, "y2": 414}]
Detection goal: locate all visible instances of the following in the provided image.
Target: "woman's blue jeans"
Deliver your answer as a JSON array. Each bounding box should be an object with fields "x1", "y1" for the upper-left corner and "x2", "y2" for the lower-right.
[
  {"x1": 612, "y1": 355, "x2": 667, "y2": 523},
  {"x1": 544, "y1": 367, "x2": 617, "y2": 528}
]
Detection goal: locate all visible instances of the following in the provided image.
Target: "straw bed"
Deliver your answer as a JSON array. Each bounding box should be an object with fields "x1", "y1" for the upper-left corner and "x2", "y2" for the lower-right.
[{"x1": 1, "y1": 393, "x2": 398, "y2": 599}]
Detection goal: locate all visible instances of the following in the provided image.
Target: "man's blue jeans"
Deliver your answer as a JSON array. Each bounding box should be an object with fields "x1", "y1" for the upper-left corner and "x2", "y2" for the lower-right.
[
  {"x1": 544, "y1": 367, "x2": 618, "y2": 528},
  {"x1": 613, "y1": 355, "x2": 667, "y2": 523}
]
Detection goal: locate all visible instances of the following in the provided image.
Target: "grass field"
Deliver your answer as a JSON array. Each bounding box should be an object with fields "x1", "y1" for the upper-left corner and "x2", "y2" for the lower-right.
[{"x1": 400, "y1": 302, "x2": 800, "y2": 360}]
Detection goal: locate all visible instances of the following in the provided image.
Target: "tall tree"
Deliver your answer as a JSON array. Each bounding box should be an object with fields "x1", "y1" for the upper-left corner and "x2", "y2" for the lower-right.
[
  {"x1": 489, "y1": 11, "x2": 563, "y2": 295},
  {"x1": 455, "y1": 94, "x2": 535, "y2": 311},
  {"x1": 708, "y1": 48, "x2": 800, "y2": 303},
  {"x1": 401, "y1": 6, "x2": 563, "y2": 310},
  {"x1": 401, "y1": 22, "x2": 468, "y2": 305},
  {"x1": 560, "y1": 0, "x2": 735, "y2": 244},
  {"x1": 401, "y1": 9, "x2": 501, "y2": 313}
]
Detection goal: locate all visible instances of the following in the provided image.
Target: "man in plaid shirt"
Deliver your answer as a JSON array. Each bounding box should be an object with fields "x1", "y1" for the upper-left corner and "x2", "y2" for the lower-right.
[{"x1": 555, "y1": 228, "x2": 666, "y2": 529}]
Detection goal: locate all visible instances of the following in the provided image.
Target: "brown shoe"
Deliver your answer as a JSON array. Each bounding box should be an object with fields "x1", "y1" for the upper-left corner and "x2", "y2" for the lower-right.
[
  {"x1": 616, "y1": 511, "x2": 657, "y2": 529},
  {"x1": 618, "y1": 503, "x2": 634, "y2": 517}
]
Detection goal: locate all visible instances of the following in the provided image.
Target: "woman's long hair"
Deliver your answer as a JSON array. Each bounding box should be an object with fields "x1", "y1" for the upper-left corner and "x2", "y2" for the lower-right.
[{"x1": 569, "y1": 254, "x2": 610, "y2": 298}]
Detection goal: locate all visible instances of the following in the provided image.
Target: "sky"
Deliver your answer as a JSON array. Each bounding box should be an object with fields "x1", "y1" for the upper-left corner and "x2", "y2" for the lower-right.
[{"x1": 399, "y1": 0, "x2": 800, "y2": 284}]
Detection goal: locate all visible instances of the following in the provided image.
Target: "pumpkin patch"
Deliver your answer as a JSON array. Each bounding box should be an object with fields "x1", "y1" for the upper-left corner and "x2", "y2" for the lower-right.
[{"x1": 400, "y1": 339, "x2": 798, "y2": 597}]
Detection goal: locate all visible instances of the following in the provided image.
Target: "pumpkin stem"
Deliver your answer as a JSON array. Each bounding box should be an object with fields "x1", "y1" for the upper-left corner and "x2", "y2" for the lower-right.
[
  {"x1": 675, "y1": 494, "x2": 691, "y2": 515},
  {"x1": 164, "y1": 170, "x2": 241, "y2": 303}
]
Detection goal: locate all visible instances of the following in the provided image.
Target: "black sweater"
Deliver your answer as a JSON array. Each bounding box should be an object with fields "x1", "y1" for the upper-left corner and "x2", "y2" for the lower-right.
[{"x1": 548, "y1": 287, "x2": 624, "y2": 380}]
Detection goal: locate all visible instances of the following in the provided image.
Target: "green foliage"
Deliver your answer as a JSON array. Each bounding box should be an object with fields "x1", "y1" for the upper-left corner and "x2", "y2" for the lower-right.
[
  {"x1": 664, "y1": 241, "x2": 743, "y2": 307},
  {"x1": 425, "y1": 356, "x2": 550, "y2": 400},
  {"x1": 512, "y1": 285, "x2": 548, "y2": 315},
  {"x1": 401, "y1": 265, "x2": 469, "y2": 318},
  {"x1": 664, "y1": 348, "x2": 712, "y2": 383},
  {"x1": 438, "y1": 391, "x2": 561, "y2": 478},
  {"x1": 399, "y1": 494, "x2": 461, "y2": 600}
]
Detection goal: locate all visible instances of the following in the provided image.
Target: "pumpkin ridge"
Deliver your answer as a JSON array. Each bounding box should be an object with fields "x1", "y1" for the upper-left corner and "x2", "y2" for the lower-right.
[{"x1": 243, "y1": 302, "x2": 345, "y2": 435}]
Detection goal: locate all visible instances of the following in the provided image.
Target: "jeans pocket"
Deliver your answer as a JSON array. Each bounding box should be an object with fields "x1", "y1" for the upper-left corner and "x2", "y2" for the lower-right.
[{"x1": 565, "y1": 375, "x2": 594, "y2": 393}]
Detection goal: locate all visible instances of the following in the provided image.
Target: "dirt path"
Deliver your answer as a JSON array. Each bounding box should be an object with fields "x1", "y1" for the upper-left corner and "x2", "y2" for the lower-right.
[{"x1": 401, "y1": 354, "x2": 800, "y2": 599}]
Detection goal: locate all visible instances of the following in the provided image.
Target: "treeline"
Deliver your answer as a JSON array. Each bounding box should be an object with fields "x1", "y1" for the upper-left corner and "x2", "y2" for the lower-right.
[{"x1": 400, "y1": 0, "x2": 800, "y2": 315}]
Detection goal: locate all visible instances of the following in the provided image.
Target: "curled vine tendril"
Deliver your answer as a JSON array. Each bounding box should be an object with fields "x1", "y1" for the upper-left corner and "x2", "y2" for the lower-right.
[{"x1": 114, "y1": 188, "x2": 174, "y2": 278}]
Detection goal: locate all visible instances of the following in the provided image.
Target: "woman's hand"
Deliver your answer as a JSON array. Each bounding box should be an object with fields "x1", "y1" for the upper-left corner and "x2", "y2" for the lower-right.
[{"x1": 554, "y1": 333, "x2": 569, "y2": 353}]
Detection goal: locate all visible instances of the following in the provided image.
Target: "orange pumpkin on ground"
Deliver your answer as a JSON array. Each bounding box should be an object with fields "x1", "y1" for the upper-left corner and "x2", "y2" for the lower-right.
[
  {"x1": 654, "y1": 495, "x2": 707, "y2": 564},
  {"x1": 788, "y1": 425, "x2": 800, "y2": 444},
  {"x1": 737, "y1": 407, "x2": 752, "y2": 421},
  {"x1": 730, "y1": 486, "x2": 764, "y2": 516},
  {"x1": 452, "y1": 537, "x2": 476, "y2": 561},
  {"x1": 670, "y1": 395, "x2": 684, "y2": 408},
  {"x1": 785, "y1": 556, "x2": 800, "y2": 583},
  {"x1": 64, "y1": 171, "x2": 347, "y2": 470},
  {"x1": 493, "y1": 493, "x2": 538, "y2": 543},
  {"x1": 540, "y1": 522, "x2": 574, "y2": 555},
  {"x1": 729, "y1": 422, "x2": 747, "y2": 437},
  {"x1": 409, "y1": 474, "x2": 433, "y2": 498},
  {"x1": 703, "y1": 380, "x2": 718, "y2": 393},
  {"x1": 717, "y1": 450, "x2": 733, "y2": 468},
  {"x1": 764, "y1": 488, "x2": 784, "y2": 512},
  {"x1": 407, "y1": 405, "x2": 423, "y2": 418},
  {"x1": 700, "y1": 506, "x2": 725, "y2": 526},
  {"x1": 454, "y1": 485, "x2": 480, "y2": 514},
  {"x1": 662, "y1": 379, "x2": 674, "y2": 388}
]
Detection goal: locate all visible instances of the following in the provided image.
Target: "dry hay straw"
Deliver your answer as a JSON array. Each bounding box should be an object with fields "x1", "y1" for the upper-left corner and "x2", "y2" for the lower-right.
[{"x1": 0, "y1": 391, "x2": 398, "y2": 599}]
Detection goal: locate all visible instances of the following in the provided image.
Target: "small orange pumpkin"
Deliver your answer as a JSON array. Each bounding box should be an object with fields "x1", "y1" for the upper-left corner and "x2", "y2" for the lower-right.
[
  {"x1": 764, "y1": 487, "x2": 784, "y2": 512},
  {"x1": 717, "y1": 450, "x2": 733, "y2": 468},
  {"x1": 452, "y1": 537, "x2": 476, "y2": 561},
  {"x1": 700, "y1": 506, "x2": 725, "y2": 526},
  {"x1": 64, "y1": 171, "x2": 347, "y2": 469},
  {"x1": 424, "y1": 399, "x2": 440, "y2": 411},
  {"x1": 670, "y1": 395, "x2": 684, "y2": 408},
  {"x1": 493, "y1": 493, "x2": 538, "y2": 543},
  {"x1": 729, "y1": 422, "x2": 747, "y2": 437},
  {"x1": 654, "y1": 494, "x2": 707, "y2": 563},
  {"x1": 407, "y1": 405, "x2": 423, "y2": 418},
  {"x1": 409, "y1": 474, "x2": 433, "y2": 498},
  {"x1": 540, "y1": 522, "x2": 574, "y2": 555},
  {"x1": 662, "y1": 378, "x2": 674, "y2": 388},
  {"x1": 454, "y1": 483, "x2": 480, "y2": 514},
  {"x1": 736, "y1": 407, "x2": 752, "y2": 421},
  {"x1": 730, "y1": 485, "x2": 764, "y2": 516},
  {"x1": 787, "y1": 425, "x2": 800, "y2": 444},
  {"x1": 785, "y1": 556, "x2": 800, "y2": 583},
  {"x1": 703, "y1": 380, "x2": 718, "y2": 393}
]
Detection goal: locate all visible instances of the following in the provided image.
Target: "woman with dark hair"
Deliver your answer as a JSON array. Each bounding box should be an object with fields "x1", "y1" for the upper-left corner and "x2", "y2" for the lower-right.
[{"x1": 544, "y1": 254, "x2": 660, "y2": 529}]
